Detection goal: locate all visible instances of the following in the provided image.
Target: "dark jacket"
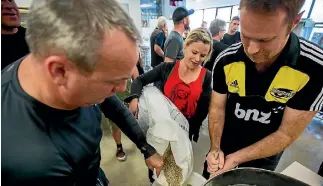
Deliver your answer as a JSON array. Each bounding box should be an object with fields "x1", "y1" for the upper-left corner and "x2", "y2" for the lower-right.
[
  {"x1": 130, "y1": 62, "x2": 212, "y2": 142},
  {"x1": 204, "y1": 40, "x2": 228, "y2": 71},
  {"x1": 221, "y1": 31, "x2": 241, "y2": 46},
  {"x1": 150, "y1": 28, "x2": 165, "y2": 68}
]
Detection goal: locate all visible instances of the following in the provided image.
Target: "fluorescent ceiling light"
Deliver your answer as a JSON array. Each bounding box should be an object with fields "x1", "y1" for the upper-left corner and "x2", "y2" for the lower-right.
[{"x1": 140, "y1": 4, "x2": 152, "y2": 8}]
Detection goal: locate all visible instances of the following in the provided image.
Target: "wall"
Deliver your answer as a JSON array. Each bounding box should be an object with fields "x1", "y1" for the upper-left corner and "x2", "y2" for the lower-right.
[
  {"x1": 163, "y1": 0, "x2": 171, "y2": 19},
  {"x1": 186, "y1": 0, "x2": 240, "y2": 9},
  {"x1": 16, "y1": 0, "x2": 32, "y2": 7},
  {"x1": 15, "y1": 0, "x2": 142, "y2": 33},
  {"x1": 118, "y1": 0, "x2": 142, "y2": 33}
]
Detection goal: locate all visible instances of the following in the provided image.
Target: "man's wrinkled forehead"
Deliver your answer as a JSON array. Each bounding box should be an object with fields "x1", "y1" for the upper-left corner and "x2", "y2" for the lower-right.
[{"x1": 240, "y1": 8, "x2": 289, "y2": 39}]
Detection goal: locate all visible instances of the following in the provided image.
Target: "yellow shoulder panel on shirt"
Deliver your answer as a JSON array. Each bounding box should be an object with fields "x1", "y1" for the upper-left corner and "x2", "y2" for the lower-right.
[
  {"x1": 224, "y1": 61, "x2": 246, "y2": 97},
  {"x1": 265, "y1": 66, "x2": 309, "y2": 103}
]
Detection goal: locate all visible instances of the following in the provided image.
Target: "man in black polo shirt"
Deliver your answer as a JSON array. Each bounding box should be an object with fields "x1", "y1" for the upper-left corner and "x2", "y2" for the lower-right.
[
  {"x1": 204, "y1": 19, "x2": 228, "y2": 71},
  {"x1": 164, "y1": 7, "x2": 194, "y2": 62},
  {"x1": 1, "y1": 0, "x2": 29, "y2": 70},
  {"x1": 150, "y1": 16, "x2": 167, "y2": 68},
  {"x1": 204, "y1": 0, "x2": 323, "y2": 178},
  {"x1": 221, "y1": 16, "x2": 241, "y2": 46},
  {"x1": 1, "y1": 1, "x2": 163, "y2": 186}
]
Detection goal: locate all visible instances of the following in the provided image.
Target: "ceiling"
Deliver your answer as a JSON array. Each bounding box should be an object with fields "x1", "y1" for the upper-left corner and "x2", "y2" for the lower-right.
[{"x1": 186, "y1": 0, "x2": 239, "y2": 9}]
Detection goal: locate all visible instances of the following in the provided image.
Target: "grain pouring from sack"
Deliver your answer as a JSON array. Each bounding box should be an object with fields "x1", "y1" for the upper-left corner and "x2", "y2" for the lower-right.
[{"x1": 162, "y1": 144, "x2": 183, "y2": 186}]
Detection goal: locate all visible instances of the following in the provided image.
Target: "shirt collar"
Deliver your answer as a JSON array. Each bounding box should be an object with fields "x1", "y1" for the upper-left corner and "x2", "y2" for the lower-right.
[
  {"x1": 239, "y1": 32, "x2": 300, "y2": 66},
  {"x1": 282, "y1": 32, "x2": 300, "y2": 66}
]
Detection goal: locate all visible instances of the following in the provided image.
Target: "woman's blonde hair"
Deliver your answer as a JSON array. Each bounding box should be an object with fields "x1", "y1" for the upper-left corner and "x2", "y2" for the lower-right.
[{"x1": 184, "y1": 27, "x2": 213, "y2": 62}]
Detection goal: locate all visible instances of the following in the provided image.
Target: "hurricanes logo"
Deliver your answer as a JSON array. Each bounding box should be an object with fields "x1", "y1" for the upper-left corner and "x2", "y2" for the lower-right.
[{"x1": 270, "y1": 88, "x2": 295, "y2": 99}]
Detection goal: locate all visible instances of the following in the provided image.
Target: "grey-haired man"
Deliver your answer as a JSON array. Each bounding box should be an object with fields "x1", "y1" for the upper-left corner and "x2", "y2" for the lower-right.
[
  {"x1": 204, "y1": 19, "x2": 229, "y2": 71},
  {"x1": 1, "y1": 0, "x2": 163, "y2": 185}
]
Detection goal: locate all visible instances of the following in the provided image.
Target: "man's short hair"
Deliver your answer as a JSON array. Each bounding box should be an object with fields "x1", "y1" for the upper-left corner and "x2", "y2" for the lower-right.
[
  {"x1": 240, "y1": 0, "x2": 305, "y2": 23},
  {"x1": 231, "y1": 16, "x2": 240, "y2": 22},
  {"x1": 209, "y1": 19, "x2": 226, "y2": 37},
  {"x1": 26, "y1": 0, "x2": 141, "y2": 72},
  {"x1": 157, "y1": 16, "x2": 167, "y2": 29}
]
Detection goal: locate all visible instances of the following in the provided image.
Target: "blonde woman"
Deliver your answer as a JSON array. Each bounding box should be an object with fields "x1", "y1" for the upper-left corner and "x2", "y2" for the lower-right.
[
  {"x1": 131, "y1": 28, "x2": 212, "y2": 136},
  {"x1": 127, "y1": 27, "x2": 213, "y2": 182}
]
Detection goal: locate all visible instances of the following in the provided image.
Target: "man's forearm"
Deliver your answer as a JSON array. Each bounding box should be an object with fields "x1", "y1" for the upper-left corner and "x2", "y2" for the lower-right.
[
  {"x1": 100, "y1": 95, "x2": 156, "y2": 158},
  {"x1": 233, "y1": 108, "x2": 316, "y2": 164},
  {"x1": 209, "y1": 107, "x2": 226, "y2": 151},
  {"x1": 233, "y1": 131, "x2": 292, "y2": 164},
  {"x1": 157, "y1": 50, "x2": 164, "y2": 58},
  {"x1": 154, "y1": 45, "x2": 164, "y2": 57}
]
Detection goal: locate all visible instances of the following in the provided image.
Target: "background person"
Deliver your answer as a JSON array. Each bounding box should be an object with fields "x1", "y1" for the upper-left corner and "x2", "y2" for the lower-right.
[
  {"x1": 201, "y1": 20, "x2": 208, "y2": 28},
  {"x1": 1, "y1": 0, "x2": 29, "y2": 70},
  {"x1": 204, "y1": 0, "x2": 323, "y2": 179},
  {"x1": 1, "y1": 0, "x2": 163, "y2": 185},
  {"x1": 128, "y1": 28, "x2": 213, "y2": 183},
  {"x1": 204, "y1": 19, "x2": 228, "y2": 71},
  {"x1": 221, "y1": 16, "x2": 241, "y2": 46},
  {"x1": 183, "y1": 26, "x2": 190, "y2": 41},
  {"x1": 150, "y1": 16, "x2": 167, "y2": 68},
  {"x1": 164, "y1": 7, "x2": 194, "y2": 62},
  {"x1": 101, "y1": 67, "x2": 140, "y2": 161}
]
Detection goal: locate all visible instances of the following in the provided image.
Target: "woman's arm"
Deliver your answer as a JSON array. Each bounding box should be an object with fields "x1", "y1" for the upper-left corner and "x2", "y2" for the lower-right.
[
  {"x1": 130, "y1": 63, "x2": 170, "y2": 99},
  {"x1": 189, "y1": 70, "x2": 212, "y2": 142}
]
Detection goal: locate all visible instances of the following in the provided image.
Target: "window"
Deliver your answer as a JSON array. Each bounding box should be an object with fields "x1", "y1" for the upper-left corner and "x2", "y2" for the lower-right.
[
  {"x1": 310, "y1": 0, "x2": 323, "y2": 22},
  {"x1": 187, "y1": 4, "x2": 240, "y2": 30},
  {"x1": 140, "y1": 0, "x2": 163, "y2": 27},
  {"x1": 203, "y1": 8, "x2": 217, "y2": 28},
  {"x1": 310, "y1": 27, "x2": 323, "y2": 47},
  {"x1": 300, "y1": 0, "x2": 313, "y2": 18},
  {"x1": 216, "y1": 7, "x2": 232, "y2": 22},
  {"x1": 231, "y1": 5, "x2": 239, "y2": 19},
  {"x1": 190, "y1": 9, "x2": 204, "y2": 29}
]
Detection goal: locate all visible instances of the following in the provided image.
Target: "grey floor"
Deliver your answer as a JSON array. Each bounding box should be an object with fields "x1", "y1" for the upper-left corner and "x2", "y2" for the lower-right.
[{"x1": 100, "y1": 114, "x2": 323, "y2": 186}]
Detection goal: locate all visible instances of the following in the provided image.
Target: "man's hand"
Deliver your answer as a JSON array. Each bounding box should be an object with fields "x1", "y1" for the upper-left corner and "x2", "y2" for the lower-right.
[
  {"x1": 145, "y1": 153, "x2": 164, "y2": 177},
  {"x1": 206, "y1": 149, "x2": 225, "y2": 175},
  {"x1": 128, "y1": 98, "x2": 139, "y2": 118},
  {"x1": 211, "y1": 153, "x2": 239, "y2": 178}
]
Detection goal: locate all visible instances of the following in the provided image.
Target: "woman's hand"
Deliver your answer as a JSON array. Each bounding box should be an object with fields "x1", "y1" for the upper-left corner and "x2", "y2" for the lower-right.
[{"x1": 129, "y1": 98, "x2": 139, "y2": 118}]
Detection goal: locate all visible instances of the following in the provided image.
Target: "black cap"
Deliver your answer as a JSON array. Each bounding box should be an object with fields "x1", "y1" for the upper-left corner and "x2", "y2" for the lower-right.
[{"x1": 172, "y1": 7, "x2": 194, "y2": 22}]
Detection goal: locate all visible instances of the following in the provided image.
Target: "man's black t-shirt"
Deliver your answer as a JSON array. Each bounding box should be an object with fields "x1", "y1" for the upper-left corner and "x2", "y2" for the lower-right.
[
  {"x1": 150, "y1": 28, "x2": 165, "y2": 68},
  {"x1": 213, "y1": 33, "x2": 323, "y2": 155},
  {"x1": 1, "y1": 60, "x2": 103, "y2": 186},
  {"x1": 2, "y1": 58, "x2": 156, "y2": 186},
  {"x1": 1, "y1": 26, "x2": 30, "y2": 70},
  {"x1": 221, "y1": 31, "x2": 241, "y2": 46},
  {"x1": 204, "y1": 40, "x2": 228, "y2": 71}
]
